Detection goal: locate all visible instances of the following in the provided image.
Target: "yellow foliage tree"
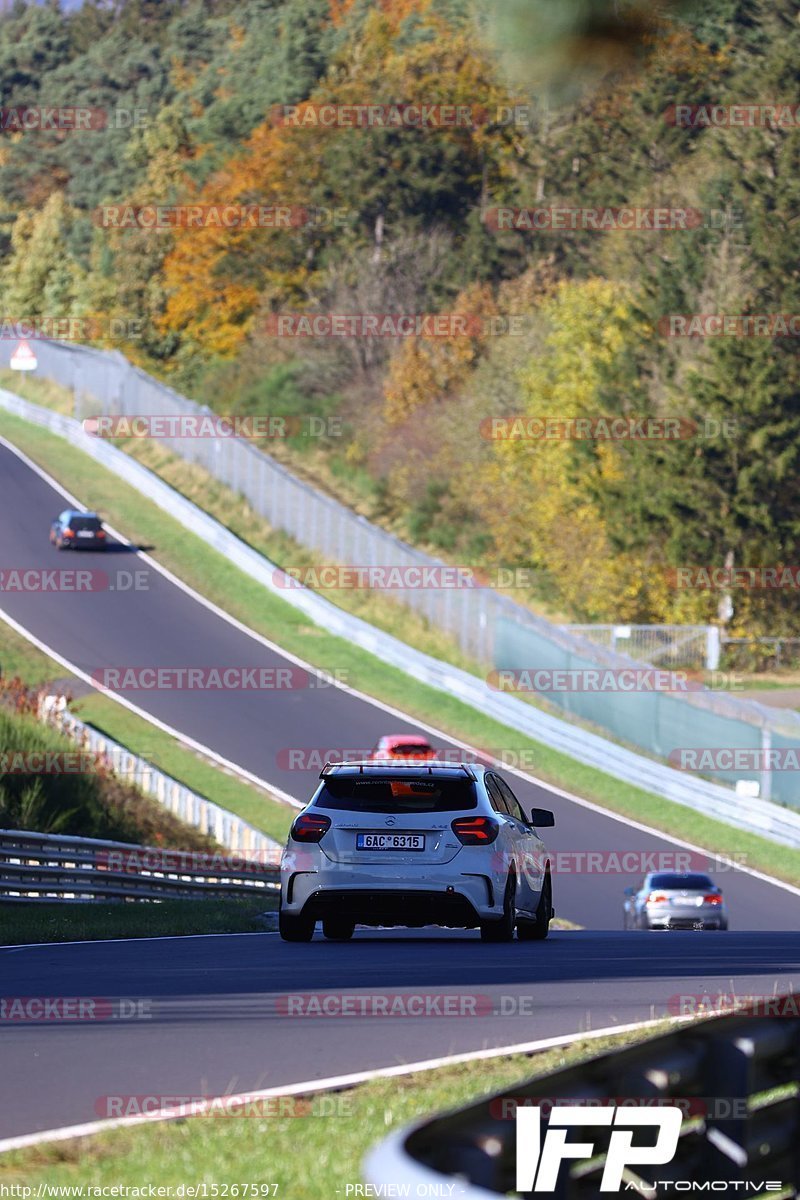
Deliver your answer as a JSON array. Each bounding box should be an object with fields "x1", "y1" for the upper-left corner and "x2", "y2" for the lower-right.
[{"x1": 477, "y1": 277, "x2": 670, "y2": 622}]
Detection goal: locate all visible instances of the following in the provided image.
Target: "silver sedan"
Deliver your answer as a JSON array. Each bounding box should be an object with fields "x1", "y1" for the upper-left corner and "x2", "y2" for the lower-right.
[{"x1": 623, "y1": 872, "x2": 729, "y2": 930}]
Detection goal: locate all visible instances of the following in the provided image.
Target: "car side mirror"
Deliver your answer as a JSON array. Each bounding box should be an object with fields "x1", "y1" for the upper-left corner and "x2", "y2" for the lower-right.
[
  {"x1": 530, "y1": 808, "x2": 555, "y2": 828},
  {"x1": 623, "y1": 886, "x2": 635, "y2": 896}
]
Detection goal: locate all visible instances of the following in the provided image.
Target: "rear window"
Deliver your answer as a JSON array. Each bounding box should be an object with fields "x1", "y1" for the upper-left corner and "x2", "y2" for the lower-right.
[
  {"x1": 314, "y1": 777, "x2": 476, "y2": 814},
  {"x1": 650, "y1": 873, "x2": 713, "y2": 890},
  {"x1": 69, "y1": 516, "x2": 102, "y2": 532}
]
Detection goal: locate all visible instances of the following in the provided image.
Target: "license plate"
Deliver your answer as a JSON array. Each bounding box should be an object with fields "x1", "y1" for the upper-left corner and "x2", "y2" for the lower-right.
[
  {"x1": 77, "y1": 530, "x2": 95, "y2": 538},
  {"x1": 356, "y1": 833, "x2": 425, "y2": 851}
]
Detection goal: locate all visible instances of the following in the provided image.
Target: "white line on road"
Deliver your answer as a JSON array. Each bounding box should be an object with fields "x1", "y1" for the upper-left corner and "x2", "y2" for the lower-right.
[
  {"x1": 0, "y1": 1014, "x2": 685, "y2": 1154},
  {"x1": 2, "y1": 434, "x2": 800, "y2": 904}
]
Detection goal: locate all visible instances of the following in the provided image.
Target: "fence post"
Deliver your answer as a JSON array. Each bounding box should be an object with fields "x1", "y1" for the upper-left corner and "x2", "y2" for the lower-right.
[
  {"x1": 477, "y1": 591, "x2": 488, "y2": 663},
  {"x1": 706, "y1": 626, "x2": 721, "y2": 671},
  {"x1": 760, "y1": 725, "x2": 772, "y2": 802}
]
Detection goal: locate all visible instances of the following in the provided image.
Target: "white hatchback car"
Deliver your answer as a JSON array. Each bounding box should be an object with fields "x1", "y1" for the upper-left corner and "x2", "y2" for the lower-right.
[{"x1": 278, "y1": 761, "x2": 554, "y2": 942}]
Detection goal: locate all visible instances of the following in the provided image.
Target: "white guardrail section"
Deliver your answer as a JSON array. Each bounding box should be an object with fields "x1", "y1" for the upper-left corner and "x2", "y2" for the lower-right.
[
  {"x1": 34, "y1": 694, "x2": 280, "y2": 858},
  {"x1": 3, "y1": 389, "x2": 800, "y2": 849},
  {"x1": 0, "y1": 828, "x2": 280, "y2": 903}
]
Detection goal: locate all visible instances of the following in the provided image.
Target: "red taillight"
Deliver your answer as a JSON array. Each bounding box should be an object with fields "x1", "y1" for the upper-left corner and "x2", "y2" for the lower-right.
[
  {"x1": 97, "y1": 529, "x2": 106, "y2": 538},
  {"x1": 63, "y1": 528, "x2": 75, "y2": 538},
  {"x1": 703, "y1": 893, "x2": 722, "y2": 905},
  {"x1": 451, "y1": 815, "x2": 499, "y2": 845},
  {"x1": 291, "y1": 813, "x2": 331, "y2": 843},
  {"x1": 646, "y1": 892, "x2": 668, "y2": 904}
]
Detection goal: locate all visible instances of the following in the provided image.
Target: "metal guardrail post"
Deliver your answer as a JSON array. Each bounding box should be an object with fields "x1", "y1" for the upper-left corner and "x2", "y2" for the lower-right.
[
  {"x1": 30, "y1": 695, "x2": 280, "y2": 854},
  {"x1": 0, "y1": 828, "x2": 281, "y2": 902}
]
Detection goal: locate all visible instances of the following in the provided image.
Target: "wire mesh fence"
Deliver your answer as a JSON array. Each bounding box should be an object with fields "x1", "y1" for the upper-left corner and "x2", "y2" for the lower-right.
[
  {"x1": 562, "y1": 625, "x2": 719, "y2": 669},
  {"x1": 3, "y1": 334, "x2": 800, "y2": 806}
]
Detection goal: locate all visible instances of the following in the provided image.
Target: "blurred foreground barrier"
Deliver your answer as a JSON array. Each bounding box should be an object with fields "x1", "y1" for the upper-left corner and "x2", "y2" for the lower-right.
[{"x1": 366, "y1": 1005, "x2": 800, "y2": 1196}]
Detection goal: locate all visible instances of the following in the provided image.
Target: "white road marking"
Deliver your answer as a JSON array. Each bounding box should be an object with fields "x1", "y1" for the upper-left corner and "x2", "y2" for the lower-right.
[
  {"x1": 0, "y1": 1015, "x2": 686, "y2": 1154},
  {"x1": 2, "y1": 434, "x2": 799, "y2": 906}
]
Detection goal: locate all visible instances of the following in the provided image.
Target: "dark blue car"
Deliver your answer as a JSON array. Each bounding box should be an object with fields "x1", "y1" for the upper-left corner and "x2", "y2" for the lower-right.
[{"x1": 49, "y1": 509, "x2": 107, "y2": 550}]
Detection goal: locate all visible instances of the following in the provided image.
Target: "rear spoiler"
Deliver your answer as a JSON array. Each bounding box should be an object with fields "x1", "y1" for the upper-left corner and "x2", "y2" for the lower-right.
[{"x1": 319, "y1": 760, "x2": 477, "y2": 781}]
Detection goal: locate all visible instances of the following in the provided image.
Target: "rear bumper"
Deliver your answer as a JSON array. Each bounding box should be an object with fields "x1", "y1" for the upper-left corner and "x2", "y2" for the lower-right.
[
  {"x1": 299, "y1": 888, "x2": 482, "y2": 928},
  {"x1": 645, "y1": 909, "x2": 727, "y2": 930},
  {"x1": 283, "y1": 869, "x2": 500, "y2": 926}
]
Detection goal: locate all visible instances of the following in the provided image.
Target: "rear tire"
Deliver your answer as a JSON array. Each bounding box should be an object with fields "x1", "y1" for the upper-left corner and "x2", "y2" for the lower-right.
[
  {"x1": 279, "y1": 908, "x2": 315, "y2": 942},
  {"x1": 322, "y1": 916, "x2": 355, "y2": 941},
  {"x1": 517, "y1": 871, "x2": 552, "y2": 941},
  {"x1": 480, "y1": 874, "x2": 516, "y2": 943}
]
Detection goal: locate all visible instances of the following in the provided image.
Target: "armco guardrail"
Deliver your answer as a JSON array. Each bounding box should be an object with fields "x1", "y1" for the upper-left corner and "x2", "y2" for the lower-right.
[
  {"x1": 365, "y1": 1007, "x2": 800, "y2": 1197},
  {"x1": 1, "y1": 338, "x2": 799, "y2": 803},
  {"x1": 3, "y1": 390, "x2": 800, "y2": 849},
  {"x1": 0, "y1": 829, "x2": 280, "y2": 903},
  {"x1": 35, "y1": 694, "x2": 280, "y2": 857}
]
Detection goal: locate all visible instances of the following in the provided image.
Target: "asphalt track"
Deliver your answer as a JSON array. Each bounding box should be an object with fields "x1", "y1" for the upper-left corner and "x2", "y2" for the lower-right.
[
  {"x1": 1, "y1": 436, "x2": 800, "y2": 1140},
  {"x1": 2, "y1": 930, "x2": 800, "y2": 1138}
]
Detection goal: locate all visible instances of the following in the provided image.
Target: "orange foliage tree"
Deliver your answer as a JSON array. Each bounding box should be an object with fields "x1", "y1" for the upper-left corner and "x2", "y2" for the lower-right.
[{"x1": 160, "y1": 0, "x2": 525, "y2": 359}]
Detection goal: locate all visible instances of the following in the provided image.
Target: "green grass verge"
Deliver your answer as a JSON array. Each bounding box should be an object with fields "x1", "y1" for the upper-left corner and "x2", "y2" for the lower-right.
[
  {"x1": 0, "y1": 697, "x2": 222, "y2": 850},
  {"x1": 0, "y1": 897, "x2": 276, "y2": 946},
  {"x1": 0, "y1": 1023, "x2": 674, "y2": 1191},
  {"x1": 1, "y1": 408, "x2": 800, "y2": 888},
  {"x1": 74, "y1": 688, "x2": 294, "y2": 844},
  {"x1": 0, "y1": 622, "x2": 293, "y2": 845},
  {"x1": 0, "y1": 619, "x2": 65, "y2": 687}
]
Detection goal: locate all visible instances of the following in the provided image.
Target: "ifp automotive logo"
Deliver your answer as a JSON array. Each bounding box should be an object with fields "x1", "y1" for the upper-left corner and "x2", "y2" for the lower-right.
[{"x1": 516, "y1": 1105, "x2": 682, "y2": 1192}]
